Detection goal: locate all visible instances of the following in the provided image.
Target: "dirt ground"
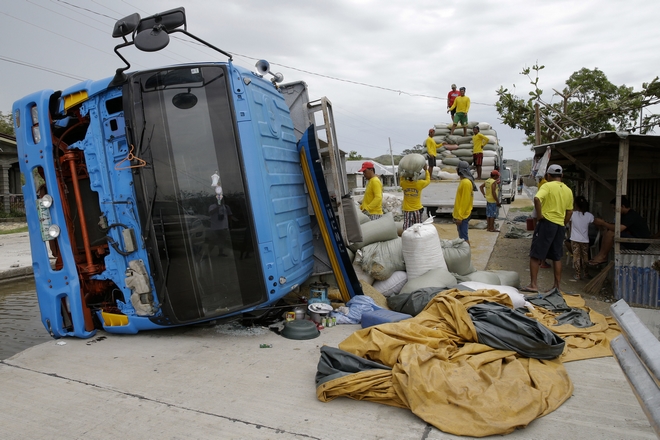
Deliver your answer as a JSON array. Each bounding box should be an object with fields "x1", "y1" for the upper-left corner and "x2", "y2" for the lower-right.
[{"x1": 486, "y1": 191, "x2": 615, "y2": 316}]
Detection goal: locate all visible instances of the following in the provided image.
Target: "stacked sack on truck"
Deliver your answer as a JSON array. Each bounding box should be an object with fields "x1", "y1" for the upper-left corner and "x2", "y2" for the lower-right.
[
  {"x1": 423, "y1": 122, "x2": 503, "y2": 179},
  {"x1": 347, "y1": 210, "x2": 521, "y2": 316}
]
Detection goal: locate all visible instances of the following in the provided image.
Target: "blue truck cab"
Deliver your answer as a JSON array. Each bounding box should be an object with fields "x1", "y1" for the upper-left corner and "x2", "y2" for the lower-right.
[{"x1": 12, "y1": 8, "x2": 314, "y2": 337}]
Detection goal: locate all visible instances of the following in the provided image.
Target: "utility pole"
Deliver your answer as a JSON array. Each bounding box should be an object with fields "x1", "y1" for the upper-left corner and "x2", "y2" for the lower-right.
[
  {"x1": 534, "y1": 103, "x2": 541, "y2": 146},
  {"x1": 389, "y1": 137, "x2": 398, "y2": 187}
]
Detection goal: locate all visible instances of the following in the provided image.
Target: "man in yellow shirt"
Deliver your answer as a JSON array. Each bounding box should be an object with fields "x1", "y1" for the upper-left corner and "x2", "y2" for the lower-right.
[
  {"x1": 425, "y1": 128, "x2": 442, "y2": 180},
  {"x1": 479, "y1": 170, "x2": 501, "y2": 232},
  {"x1": 359, "y1": 161, "x2": 383, "y2": 220},
  {"x1": 521, "y1": 164, "x2": 573, "y2": 293},
  {"x1": 448, "y1": 87, "x2": 470, "y2": 136},
  {"x1": 401, "y1": 164, "x2": 431, "y2": 230},
  {"x1": 453, "y1": 161, "x2": 476, "y2": 245},
  {"x1": 471, "y1": 126, "x2": 489, "y2": 180}
]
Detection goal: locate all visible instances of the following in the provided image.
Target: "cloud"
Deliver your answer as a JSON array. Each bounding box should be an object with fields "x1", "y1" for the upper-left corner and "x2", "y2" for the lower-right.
[{"x1": 1, "y1": 0, "x2": 658, "y2": 161}]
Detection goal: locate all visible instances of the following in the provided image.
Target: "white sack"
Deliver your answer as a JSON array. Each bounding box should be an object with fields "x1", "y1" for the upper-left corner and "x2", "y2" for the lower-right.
[
  {"x1": 458, "y1": 281, "x2": 526, "y2": 309},
  {"x1": 360, "y1": 238, "x2": 406, "y2": 281},
  {"x1": 372, "y1": 271, "x2": 408, "y2": 297},
  {"x1": 349, "y1": 212, "x2": 398, "y2": 252},
  {"x1": 402, "y1": 218, "x2": 447, "y2": 278},
  {"x1": 441, "y1": 238, "x2": 476, "y2": 276},
  {"x1": 400, "y1": 267, "x2": 457, "y2": 294}
]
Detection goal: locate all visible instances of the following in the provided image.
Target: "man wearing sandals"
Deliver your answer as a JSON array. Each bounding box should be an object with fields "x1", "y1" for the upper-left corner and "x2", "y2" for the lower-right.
[{"x1": 521, "y1": 164, "x2": 573, "y2": 293}]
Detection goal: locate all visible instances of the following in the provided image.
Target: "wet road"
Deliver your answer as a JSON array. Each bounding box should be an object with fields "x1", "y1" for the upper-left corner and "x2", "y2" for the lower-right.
[{"x1": 0, "y1": 278, "x2": 50, "y2": 360}]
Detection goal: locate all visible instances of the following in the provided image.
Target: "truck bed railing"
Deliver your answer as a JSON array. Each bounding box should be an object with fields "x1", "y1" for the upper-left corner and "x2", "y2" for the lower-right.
[{"x1": 610, "y1": 299, "x2": 660, "y2": 436}]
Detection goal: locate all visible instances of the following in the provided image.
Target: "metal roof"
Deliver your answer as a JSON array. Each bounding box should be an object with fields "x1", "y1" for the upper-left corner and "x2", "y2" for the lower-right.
[{"x1": 345, "y1": 160, "x2": 394, "y2": 175}]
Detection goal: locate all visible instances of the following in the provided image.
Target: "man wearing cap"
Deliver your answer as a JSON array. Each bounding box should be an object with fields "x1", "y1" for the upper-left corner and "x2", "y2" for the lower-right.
[
  {"x1": 425, "y1": 128, "x2": 443, "y2": 179},
  {"x1": 521, "y1": 164, "x2": 573, "y2": 293},
  {"x1": 479, "y1": 170, "x2": 501, "y2": 232},
  {"x1": 359, "y1": 161, "x2": 383, "y2": 220},
  {"x1": 448, "y1": 87, "x2": 470, "y2": 136},
  {"x1": 471, "y1": 126, "x2": 489, "y2": 180},
  {"x1": 447, "y1": 84, "x2": 460, "y2": 122},
  {"x1": 453, "y1": 161, "x2": 476, "y2": 244}
]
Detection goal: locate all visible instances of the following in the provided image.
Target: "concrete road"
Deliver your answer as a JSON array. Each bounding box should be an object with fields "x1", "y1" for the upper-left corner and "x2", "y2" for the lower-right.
[{"x1": 1, "y1": 321, "x2": 655, "y2": 440}]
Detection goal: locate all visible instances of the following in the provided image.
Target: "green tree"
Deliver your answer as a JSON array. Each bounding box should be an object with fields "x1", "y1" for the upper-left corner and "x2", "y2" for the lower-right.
[
  {"x1": 0, "y1": 111, "x2": 14, "y2": 136},
  {"x1": 496, "y1": 64, "x2": 659, "y2": 146},
  {"x1": 347, "y1": 150, "x2": 363, "y2": 160}
]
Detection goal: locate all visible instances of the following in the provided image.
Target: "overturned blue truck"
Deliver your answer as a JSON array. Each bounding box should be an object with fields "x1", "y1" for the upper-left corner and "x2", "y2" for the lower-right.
[{"x1": 13, "y1": 7, "x2": 360, "y2": 338}]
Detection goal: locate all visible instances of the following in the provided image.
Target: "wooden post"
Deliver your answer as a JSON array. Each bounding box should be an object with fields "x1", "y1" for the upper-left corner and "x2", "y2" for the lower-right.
[
  {"x1": 614, "y1": 136, "x2": 630, "y2": 298},
  {"x1": 534, "y1": 103, "x2": 541, "y2": 145}
]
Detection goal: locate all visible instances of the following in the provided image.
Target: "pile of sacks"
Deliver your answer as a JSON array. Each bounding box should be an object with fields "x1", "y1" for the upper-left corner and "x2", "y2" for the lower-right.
[
  {"x1": 348, "y1": 212, "x2": 521, "y2": 315},
  {"x1": 423, "y1": 121, "x2": 504, "y2": 179}
]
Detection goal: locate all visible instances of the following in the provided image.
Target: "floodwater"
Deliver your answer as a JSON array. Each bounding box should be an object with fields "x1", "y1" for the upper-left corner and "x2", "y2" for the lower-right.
[{"x1": 0, "y1": 278, "x2": 50, "y2": 360}]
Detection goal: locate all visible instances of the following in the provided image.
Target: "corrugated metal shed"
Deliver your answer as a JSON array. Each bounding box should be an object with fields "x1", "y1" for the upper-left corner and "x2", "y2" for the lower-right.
[{"x1": 531, "y1": 132, "x2": 660, "y2": 307}]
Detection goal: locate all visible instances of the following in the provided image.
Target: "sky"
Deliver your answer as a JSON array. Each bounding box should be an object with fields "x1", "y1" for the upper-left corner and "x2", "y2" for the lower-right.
[{"x1": 1, "y1": 0, "x2": 659, "y2": 162}]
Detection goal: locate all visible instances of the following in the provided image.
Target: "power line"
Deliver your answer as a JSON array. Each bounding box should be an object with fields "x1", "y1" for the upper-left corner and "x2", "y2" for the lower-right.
[{"x1": 0, "y1": 55, "x2": 86, "y2": 81}]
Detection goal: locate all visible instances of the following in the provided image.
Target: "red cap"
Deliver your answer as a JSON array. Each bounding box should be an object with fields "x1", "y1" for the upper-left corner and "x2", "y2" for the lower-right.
[
  {"x1": 491, "y1": 170, "x2": 500, "y2": 177},
  {"x1": 358, "y1": 161, "x2": 375, "y2": 172}
]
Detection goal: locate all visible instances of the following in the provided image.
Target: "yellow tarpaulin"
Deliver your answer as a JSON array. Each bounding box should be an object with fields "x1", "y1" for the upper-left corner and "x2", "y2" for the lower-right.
[{"x1": 317, "y1": 288, "x2": 620, "y2": 437}]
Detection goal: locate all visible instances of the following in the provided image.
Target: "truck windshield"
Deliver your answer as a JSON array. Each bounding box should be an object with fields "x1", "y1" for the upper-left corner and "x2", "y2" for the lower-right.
[
  {"x1": 127, "y1": 65, "x2": 265, "y2": 323},
  {"x1": 501, "y1": 169, "x2": 511, "y2": 182}
]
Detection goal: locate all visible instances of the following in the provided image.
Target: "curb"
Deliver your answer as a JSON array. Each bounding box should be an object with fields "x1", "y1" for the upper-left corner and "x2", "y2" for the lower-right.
[{"x1": 0, "y1": 266, "x2": 33, "y2": 283}]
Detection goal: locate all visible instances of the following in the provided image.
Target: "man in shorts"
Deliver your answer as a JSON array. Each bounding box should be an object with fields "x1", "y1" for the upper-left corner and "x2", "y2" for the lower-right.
[
  {"x1": 448, "y1": 87, "x2": 470, "y2": 136},
  {"x1": 521, "y1": 164, "x2": 573, "y2": 293},
  {"x1": 447, "y1": 84, "x2": 460, "y2": 122},
  {"x1": 471, "y1": 126, "x2": 489, "y2": 180},
  {"x1": 479, "y1": 170, "x2": 501, "y2": 232}
]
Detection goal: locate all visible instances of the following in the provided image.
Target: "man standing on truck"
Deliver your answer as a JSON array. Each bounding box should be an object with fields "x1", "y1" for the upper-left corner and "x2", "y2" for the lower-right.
[
  {"x1": 425, "y1": 128, "x2": 443, "y2": 179},
  {"x1": 447, "y1": 84, "x2": 460, "y2": 122},
  {"x1": 471, "y1": 126, "x2": 489, "y2": 180},
  {"x1": 448, "y1": 87, "x2": 470, "y2": 136},
  {"x1": 359, "y1": 161, "x2": 383, "y2": 220},
  {"x1": 521, "y1": 164, "x2": 573, "y2": 294},
  {"x1": 480, "y1": 170, "x2": 501, "y2": 232},
  {"x1": 402, "y1": 164, "x2": 431, "y2": 231},
  {"x1": 453, "y1": 161, "x2": 476, "y2": 245}
]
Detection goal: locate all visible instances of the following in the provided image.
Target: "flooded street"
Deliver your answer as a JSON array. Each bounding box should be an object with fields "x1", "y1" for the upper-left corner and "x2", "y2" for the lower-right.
[{"x1": 0, "y1": 278, "x2": 50, "y2": 360}]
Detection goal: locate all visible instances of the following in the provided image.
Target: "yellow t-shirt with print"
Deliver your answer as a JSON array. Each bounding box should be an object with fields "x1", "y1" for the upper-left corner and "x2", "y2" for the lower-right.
[
  {"x1": 401, "y1": 170, "x2": 431, "y2": 211},
  {"x1": 472, "y1": 133, "x2": 489, "y2": 154},
  {"x1": 360, "y1": 176, "x2": 383, "y2": 215}
]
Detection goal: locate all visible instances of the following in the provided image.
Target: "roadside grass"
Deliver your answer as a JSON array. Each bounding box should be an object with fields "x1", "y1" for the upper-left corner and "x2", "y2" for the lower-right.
[{"x1": 0, "y1": 226, "x2": 29, "y2": 235}]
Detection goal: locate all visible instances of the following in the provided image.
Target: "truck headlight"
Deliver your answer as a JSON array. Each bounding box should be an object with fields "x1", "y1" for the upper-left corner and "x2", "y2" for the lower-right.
[
  {"x1": 47, "y1": 225, "x2": 61, "y2": 239},
  {"x1": 39, "y1": 194, "x2": 53, "y2": 208}
]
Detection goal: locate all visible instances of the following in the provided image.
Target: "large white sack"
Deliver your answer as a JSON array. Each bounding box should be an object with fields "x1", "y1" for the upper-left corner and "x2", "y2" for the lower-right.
[
  {"x1": 400, "y1": 268, "x2": 457, "y2": 294},
  {"x1": 349, "y1": 212, "x2": 398, "y2": 252},
  {"x1": 440, "y1": 238, "x2": 475, "y2": 276},
  {"x1": 456, "y1": 143, "x2": 474, "y2": 150},
  {"x1": 457, "y1": 281, "x2": 526, "y2": 308},
  {"x1": 483, "y1": 144, "x2": 499, "y2": 151},
  {"x1": 372, "y1": 271, "x2": 408, "y2": 297},
  {"x1": 486, "y1": 135, "x2": 498, "y2": 144},
  {"x1": 402, "y1": 217, "x2": 447, "y2": 278},
  {"x1": 477, "y1": 122, "x2": 492, "y2": 130},
  {"x1": 357, "y1": 210, "x2": 371, "y2": 224},
  {"x1": 480, "y1": 129, "x2": 497, "y2": 136},
  {"x1": 398, "y1": 153, "x2": 427, "y2": 180},
  {"x1": 488, "y1": 270, "x2": 521, "y2": 288},
  {"x1": 482, "y1": 157, "x2": 496, "y2": 167},
  {"x1": 483, "y1": 150, "x2": 497, "y2": 157},
  {"x1": 457, "y1": 136, "x2": 473, "y2": 144},
  {"x1": 434, "y1": 123, "x2": 451, "y2": 130},
  {"x1": 360, "y1": 238, "x2": 406, "y2": 281}
]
